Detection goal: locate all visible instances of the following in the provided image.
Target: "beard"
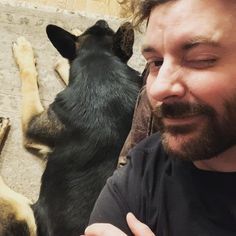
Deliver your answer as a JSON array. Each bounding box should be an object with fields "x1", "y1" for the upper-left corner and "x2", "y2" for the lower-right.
[{"x1": 152, "y1": 97, "x2": 236, "y2": 161}]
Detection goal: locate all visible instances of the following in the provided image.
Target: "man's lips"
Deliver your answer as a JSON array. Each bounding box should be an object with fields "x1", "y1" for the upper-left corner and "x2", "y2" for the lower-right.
[{"x1": 162, "y1": 114, "x2": 205, "y2": 126}]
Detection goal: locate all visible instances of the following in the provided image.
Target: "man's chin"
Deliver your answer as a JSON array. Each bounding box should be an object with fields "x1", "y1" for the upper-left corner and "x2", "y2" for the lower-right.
[
  {"x1": 160, "y1": 129, "x2": 215, "y2": 161},
  {"x1": 161, "y1": 132, "x2": 196, "y2": 161}
]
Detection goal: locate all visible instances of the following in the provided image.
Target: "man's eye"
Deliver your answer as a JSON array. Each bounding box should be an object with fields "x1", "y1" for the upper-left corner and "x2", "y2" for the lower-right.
[
  {"x1": 147, "y1": 60, "x2": 163, "y2": 74},
  {"x1": 185, "y1": 58, "x2": 217, "y2": 69}
]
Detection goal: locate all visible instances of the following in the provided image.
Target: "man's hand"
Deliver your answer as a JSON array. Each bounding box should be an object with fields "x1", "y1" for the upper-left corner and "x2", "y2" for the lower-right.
[
  {"x1": 83, "y1": 212, "x2": 155, "y2": 236},
  {"x1": 126, "y1": 213, "x2": 155, "y2": 236},
  {"x1": 84, "y1": 223, "x2": 127, "y2": 236}
]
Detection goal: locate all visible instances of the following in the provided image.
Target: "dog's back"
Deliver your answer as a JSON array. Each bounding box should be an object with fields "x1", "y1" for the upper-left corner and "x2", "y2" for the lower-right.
[{"x1": 32, "y1": 20, "x2": 142, "y2": 235}]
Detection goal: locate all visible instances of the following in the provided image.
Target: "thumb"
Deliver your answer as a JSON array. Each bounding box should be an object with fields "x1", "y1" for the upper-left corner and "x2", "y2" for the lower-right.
[{"x1": 126, "y1": 213, "x2": 155, "y2": 236}]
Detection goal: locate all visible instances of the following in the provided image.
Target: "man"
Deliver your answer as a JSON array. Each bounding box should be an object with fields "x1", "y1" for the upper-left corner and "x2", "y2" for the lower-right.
[{"x1": 84, "y1": 0, "x2": 236, "y2": 235}]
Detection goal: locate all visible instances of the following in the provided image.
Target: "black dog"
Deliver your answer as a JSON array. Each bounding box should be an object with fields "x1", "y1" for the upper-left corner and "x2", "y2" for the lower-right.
[{"x1": 9, "y1": 20, "x2": 142, "y2": 236}]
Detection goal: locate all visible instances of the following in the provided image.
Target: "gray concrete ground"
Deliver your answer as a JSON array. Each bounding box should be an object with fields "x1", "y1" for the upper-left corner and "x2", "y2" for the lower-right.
[{"x1": 0, "y1": 2, "x2": 145, "y2": 201}]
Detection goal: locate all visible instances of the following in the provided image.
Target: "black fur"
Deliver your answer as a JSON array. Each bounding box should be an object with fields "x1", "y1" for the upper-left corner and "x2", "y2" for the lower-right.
[
  {"x1": 30, "y1": 20, "x2": 142, "y2": 235},
  {"x1": 3, "y1": 220, "x2": 30, "y2": 236}
]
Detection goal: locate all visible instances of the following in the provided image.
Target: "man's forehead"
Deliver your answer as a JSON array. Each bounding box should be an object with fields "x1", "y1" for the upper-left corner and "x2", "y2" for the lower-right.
[
  {"x1": 148, "y1": 0, "x2": 234, "y2": 28},
  {"x1": 145, "y1": 0, "x2": 235, "y2": 49}
]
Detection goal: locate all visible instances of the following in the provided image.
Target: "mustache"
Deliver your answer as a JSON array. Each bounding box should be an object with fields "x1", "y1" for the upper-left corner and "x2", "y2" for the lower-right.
[{"x1": 153, "y1": 102, "x2": 216, "y2": 119}]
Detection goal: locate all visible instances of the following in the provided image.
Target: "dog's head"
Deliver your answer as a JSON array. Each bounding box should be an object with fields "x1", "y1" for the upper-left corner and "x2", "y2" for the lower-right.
[{"x1": 46, "y1": 20, "x2": 134, "y2": 63}]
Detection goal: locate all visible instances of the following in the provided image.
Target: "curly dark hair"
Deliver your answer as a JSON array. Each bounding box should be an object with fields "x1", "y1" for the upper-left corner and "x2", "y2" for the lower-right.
[{"x1": 119, "y1": 0, "x2": 172, "y2": 28}]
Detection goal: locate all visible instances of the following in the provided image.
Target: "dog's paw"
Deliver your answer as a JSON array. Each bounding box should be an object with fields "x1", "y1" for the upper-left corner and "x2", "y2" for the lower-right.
[
  {"x1": 54, "y1": 57, "x2": 70, "y2": 85},
  {"x1": 54, "y1": 57, "x2": 68, "y2": 71},
  {"x1": 12, "y1": 37, "x2": 36, "y2": 71},
  {"x1": 71, "y1": 28, "x2": 82, "y2": 36}
]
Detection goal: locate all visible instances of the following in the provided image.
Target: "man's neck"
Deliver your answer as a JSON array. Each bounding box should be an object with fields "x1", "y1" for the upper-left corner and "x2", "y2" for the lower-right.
[{"x1": 193, "y1": 145, "x2": 236, "y2": 172}]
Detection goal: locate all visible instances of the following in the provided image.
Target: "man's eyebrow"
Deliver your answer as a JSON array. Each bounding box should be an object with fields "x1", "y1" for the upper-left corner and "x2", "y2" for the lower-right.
[
  {"x1": 141, "y1": 37, "x2": 221, "y2": 55},
  {"x1": 182, "y1": 36, "x2": 221, "y2": 50},
  {"x1": 141, "y1": 45, "x2": 157, "y2": 54}
]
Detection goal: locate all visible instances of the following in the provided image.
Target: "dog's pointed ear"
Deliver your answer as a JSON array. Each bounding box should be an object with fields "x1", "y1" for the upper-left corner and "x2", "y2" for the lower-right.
[
  {"x1": 46, "y1": 24, "x2": 77, "y2": 61},
  {"x1": 113, "y1": 22, "x2": 134, "y2": 63}
]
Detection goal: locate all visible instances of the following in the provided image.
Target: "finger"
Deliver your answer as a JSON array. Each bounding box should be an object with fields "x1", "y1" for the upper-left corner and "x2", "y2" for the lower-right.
[
  {"x1": 85, "y1": 223, "x2": 127, "y2": 236},
  {"x1": 126, "y1": 213, "x2": 155, "y2": 236}
]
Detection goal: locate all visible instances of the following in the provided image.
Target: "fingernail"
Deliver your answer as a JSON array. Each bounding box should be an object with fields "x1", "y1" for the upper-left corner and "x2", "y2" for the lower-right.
[{"x1": 127, "y1": 212, "x2": 136, "y2": 220}]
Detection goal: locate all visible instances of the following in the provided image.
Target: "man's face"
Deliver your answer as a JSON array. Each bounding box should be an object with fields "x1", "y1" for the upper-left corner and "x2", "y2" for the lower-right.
[{"x1": 142, "y1": 0, "x2": 236, "y2": 161}]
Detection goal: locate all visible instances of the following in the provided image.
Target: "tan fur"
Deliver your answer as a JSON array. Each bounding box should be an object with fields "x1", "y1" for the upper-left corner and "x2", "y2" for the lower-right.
[
  {"x1": 0, "y1": 117, "x2": 10, "y2": 148},
  {"x1": 54, "y1": 58, "x2": 70, "y2": 86},
  {"x1": 71, "y1": 28, "x2": 82, "y2": 37},
  {"x1": 0, "y1": 177, "x2": 37, "y2": 236},
  {"x1": 12, "y1": 37, "x2": 44, "y2": 128},
  {"x1": 12, "y1": 37, "x2": 46, "y2": 152}
]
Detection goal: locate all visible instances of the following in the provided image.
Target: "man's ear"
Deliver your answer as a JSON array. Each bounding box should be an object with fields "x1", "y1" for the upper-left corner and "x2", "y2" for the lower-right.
[
  {"x1": 113, "y1": 22, "x2": 134, "y2": 63},
  {"x1": 46, "y1": 24, "x2": 77, "y2": 61}
]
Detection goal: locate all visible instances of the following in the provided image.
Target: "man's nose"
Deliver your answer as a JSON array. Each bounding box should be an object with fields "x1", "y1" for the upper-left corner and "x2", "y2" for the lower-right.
[{"x1": 148, "y1": 60, "x2": 186, "y2": 102}]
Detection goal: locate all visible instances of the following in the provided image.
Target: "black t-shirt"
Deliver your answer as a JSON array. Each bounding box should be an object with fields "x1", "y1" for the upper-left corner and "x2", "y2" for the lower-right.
[{"x1": 89, "y1": 133, "x2": 236, "y2": 236}]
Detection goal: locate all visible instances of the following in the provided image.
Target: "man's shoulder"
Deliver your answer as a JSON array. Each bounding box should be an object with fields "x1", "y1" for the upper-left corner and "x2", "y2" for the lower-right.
[
  {"x1": 115, "y1": 132, "x2": 167, "y2": 181},
  {"x1": 107, "y1": 132, "x2": 168, "y2": 213}
]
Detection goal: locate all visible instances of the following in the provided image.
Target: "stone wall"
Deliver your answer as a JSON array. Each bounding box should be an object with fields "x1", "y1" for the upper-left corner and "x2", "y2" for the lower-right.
[{"x1": 13, "y1": 0, "x2": 123, "y2": 17}]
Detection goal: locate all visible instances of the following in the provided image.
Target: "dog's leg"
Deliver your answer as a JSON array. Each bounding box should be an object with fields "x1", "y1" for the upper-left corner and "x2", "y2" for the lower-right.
[
  {"x1": 0, "y1": 117, "x2": 10, "y2": 154},
  {"x1": 54, "y1": 58, "x2": 70, "y2": 86},
  {"x1": 12, "y1": 37, "x2": 43, "y2": 131},
  {"x1": 12, "y1": 37, "x2": 47, "y2": 152},
  {"x1": 13, "y1": 37, "x2": 66, "y2": 157},
  {"x1": 0, "y1": 176, "x2": 37, "y2": 235},
  {"x1": 71, "y1": 28, "x2": 83, "y2": 37}
]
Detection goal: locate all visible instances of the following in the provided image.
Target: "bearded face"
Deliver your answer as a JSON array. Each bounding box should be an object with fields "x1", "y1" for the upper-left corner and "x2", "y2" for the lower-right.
[
  {"x1": 151, "y1": 97, "x2": 236, "y2": 161},
  {"x1": 143, "y1": 0, "x2": 236, "y2": 162}
]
